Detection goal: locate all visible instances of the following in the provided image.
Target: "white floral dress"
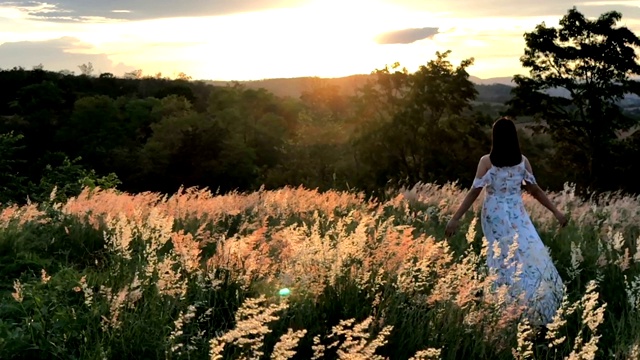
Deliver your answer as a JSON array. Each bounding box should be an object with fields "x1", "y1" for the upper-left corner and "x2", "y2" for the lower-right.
[{"x1": 472, "y1": 157, "x2": 564, "y2": 325}]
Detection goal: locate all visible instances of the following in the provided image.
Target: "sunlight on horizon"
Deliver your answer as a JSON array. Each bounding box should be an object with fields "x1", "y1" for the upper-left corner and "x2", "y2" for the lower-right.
[
  {"x1": 3, "y1": 1, "x2": 640, "y2": 80},
  {"x1": 90, "y1": 0, "x2": 447, "y2": 80}
]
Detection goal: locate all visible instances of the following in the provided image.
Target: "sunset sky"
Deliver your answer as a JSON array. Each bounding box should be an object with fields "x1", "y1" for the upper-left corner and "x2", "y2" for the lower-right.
[{"x1": 1, "y1": 0, "x2": 640, "y2": 81}]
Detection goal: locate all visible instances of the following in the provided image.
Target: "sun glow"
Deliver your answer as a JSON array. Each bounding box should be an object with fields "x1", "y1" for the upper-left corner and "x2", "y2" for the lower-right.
[
  {"x1": 1, "y1": 0, "x2": 606, "y2": 80},
  {"x1": 65, "y1": 0, "x2": 444, "y2": 80},
  {"x1": 182, "y1": 0, "x2": 445, "y2": 80}
]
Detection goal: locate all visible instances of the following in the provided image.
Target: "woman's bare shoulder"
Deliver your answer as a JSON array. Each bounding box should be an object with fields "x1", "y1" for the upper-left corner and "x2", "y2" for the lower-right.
[
  {"x1": 476, "y1": 154, "x2": 492, "y2": 178},
  {"x1": 522, "y1": 155, "x2": 533, "y2": 171},
  {"x1": 480, "y1": 154, "x2": 492, "y2": 167}
]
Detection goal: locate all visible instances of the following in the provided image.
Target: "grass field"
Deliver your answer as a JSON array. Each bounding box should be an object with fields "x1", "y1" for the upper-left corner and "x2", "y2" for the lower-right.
[{"x1": 1, "y1": 183, "x2": 639, "y2": 359}]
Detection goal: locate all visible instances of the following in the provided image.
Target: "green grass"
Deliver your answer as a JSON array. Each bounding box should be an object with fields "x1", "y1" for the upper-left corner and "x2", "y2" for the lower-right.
[{"x1": 0, "y1": 185, "x2": 638, "y2": 359}]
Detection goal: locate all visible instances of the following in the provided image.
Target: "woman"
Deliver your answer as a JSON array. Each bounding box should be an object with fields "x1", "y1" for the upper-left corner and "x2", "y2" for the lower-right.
[{"x1": 445, "y1": 117, "x2": 568, "y2": 325}]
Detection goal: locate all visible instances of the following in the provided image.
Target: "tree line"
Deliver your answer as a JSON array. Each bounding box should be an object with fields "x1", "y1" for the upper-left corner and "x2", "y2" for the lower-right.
[{"x1": 1, "y1": 7, "x2": 640, "y2": 204}]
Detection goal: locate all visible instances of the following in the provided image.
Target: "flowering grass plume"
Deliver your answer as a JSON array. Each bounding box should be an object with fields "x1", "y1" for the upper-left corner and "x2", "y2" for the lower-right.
[{"x1": 0, "y1": 183, "x2": 639, "y2": 359}]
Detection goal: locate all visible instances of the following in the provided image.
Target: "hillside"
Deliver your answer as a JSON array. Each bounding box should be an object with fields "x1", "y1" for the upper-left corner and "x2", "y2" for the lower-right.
[
  {"x1": 207, "y1": 75, "x2": 640, "y2": 112},
  {"x1": 207, "y1": 74, "x2": 515, "y2": 104},
  {"x1": 210, "y1": 74, "x2": 640, "y2": 139},
  {"x1": 207, "y1": 74, "x2": 371, "y2": 99}
]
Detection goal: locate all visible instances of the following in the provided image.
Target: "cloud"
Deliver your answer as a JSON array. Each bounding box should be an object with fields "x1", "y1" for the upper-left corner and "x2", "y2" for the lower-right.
[
  {"x1": 0, "y1": 37, "x2": 135, "y2": 75},
  {"x1": 396, "y1": 0, "x2": 640, "y2": 18},
  {"x1": 3, "y1": 0, "x2": 301, "y2": 22},
  {"x1": 576, "y1": 2, "x2": 640, "y2": 19},
  {"x1": 375, "y1": 27, "x2": 439, "y2": 44}
]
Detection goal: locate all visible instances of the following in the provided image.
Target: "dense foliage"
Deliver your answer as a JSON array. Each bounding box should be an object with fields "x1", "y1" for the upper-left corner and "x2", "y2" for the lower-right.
[
  {"x1": 508, "y1": 7, "x2": 640, "y2": 194},
  {"x1": 0, "y1": 53, "x2": 496, "y2": 202},
  {"x1": 2, "y1": 9, "x2": 640, "y2": 204}
]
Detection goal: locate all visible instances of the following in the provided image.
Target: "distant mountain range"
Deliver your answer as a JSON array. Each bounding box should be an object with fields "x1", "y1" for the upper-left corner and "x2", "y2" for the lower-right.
[
  {"x1": 468, "y1": 76, "x2": 515, "y2": 86},
  {"x1": 205, "y1": 74, "x2": 640, "y2": 108},
  {"x1": 206, "y1": 74, "x2": 516, "y2": 101}
]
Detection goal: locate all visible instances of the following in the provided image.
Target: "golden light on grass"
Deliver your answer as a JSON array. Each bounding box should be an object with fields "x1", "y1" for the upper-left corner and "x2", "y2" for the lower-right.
[{"x1": 2, "y1": 181, "x2": 638, "y2": 358}]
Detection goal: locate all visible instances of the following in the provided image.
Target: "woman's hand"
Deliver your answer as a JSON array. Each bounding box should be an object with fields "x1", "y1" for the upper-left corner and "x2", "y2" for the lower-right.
[
  {"x1": 445, "y1": 218, "x2": 460, "y2": 237},
  {"x1": 554, "y1": 210, "x2": 568, "y2": 227}
]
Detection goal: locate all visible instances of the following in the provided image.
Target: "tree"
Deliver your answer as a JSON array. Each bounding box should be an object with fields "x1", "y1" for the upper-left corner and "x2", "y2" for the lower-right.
[
  {"x1": 354, "y1": 51, "x2": 489, "y2": 190},
  {"x1": 139, "y1": 108, "x2": 234, "y2": 193},
  {"x1": 507, "y1": 8, "x2": 640, "y2": 192},
  {"x1": 11, "y1": 81, "x2": 66, "y2": 168},
  {"x1": 56, "y1": 95, "x2": 123, "y2": 172},
  {"x1": 208, "y1": 86, "x2": 288, "y2": 189},
  {"x1": 32, "y1": 153, "x2": 121, "y2": 203},
  {"x1": 352, "y1": 62, "x2": 412, "y2": 127},
  {"x1": 175, "y1": 72, "x2": 192, "y2": 81},
  {"x1": 299, "y1": 78, "x2": 349, "y2": 120},
  {"x1": 0, "y1": 132, "x2": 28, "y2": 203},
  {"x1": 78, "y1": 62, "x2": 94, "y2": 76},
  {"x1": 124, "y1": 69, "x2": 143, "y2": 79}
]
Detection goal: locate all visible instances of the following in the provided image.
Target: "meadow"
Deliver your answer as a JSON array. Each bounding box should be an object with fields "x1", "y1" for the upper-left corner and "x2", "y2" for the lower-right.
[{"x1": 1, "y1": 183, "x2": 639, "y2": 359}]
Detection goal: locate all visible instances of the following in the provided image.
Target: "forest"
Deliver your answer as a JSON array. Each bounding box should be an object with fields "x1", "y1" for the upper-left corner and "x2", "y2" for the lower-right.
[{"x1": 1, "y1": 9, "x2": 640, "y2": 205}]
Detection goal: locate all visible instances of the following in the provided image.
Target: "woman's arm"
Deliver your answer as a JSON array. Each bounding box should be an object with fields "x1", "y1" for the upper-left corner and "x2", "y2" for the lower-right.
[
  {"x1": 523, "y1": 183, "x2": 559, "y2": 213},
  {"x1": 522, "y1": 157, "x2": 568, "y2": 227},
  {"x1": 445, "y1": 156, "x2": 489, "y2": 237},
  {"x1": 445, "y1": 188, "x2": 482, "y2": 236},
  {"x1": 450, "y1": 187, "x2": 483, "y2": 223}
]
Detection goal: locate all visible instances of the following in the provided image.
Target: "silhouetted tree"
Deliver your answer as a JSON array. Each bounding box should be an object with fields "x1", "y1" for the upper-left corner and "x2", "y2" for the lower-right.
[
  {"x1": 355, "y1": 51, "x2": 489, "y2": 190},
  {"x1": 124, "y1": 69, "x2": 143, "y2": 79},
  {"x1": 56, "y1": 95, "x2": 123, "y2": 172},
  {"x1": 176, "y1": 72, "x2": 192, "y2": 81},
  {"x1": 31, "y1": 153, "x2": 120, "y2": 203},
  {"x1": 139, "y1": 100, "x2": 231, "y2": 192},
  {"x1": 10, "y1": 81, "x2": 67, "y2": 173},
  {"x1": 508, "y1": 7, "x2": 640, "y2": 193},
  {"x1": 0, "y1": 132, "x2": 28, "y2": 203},
  {"x1": 78, "y1": 62, "x2": 94, "y2": 76}
]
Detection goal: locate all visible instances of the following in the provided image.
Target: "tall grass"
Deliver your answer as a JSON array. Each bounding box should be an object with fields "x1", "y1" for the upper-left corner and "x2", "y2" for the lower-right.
[{"x1": 1, "y1": 183, "x2": 639, "y2": 359}]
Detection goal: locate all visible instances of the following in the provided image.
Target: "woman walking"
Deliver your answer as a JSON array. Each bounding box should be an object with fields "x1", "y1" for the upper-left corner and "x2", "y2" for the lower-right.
[{"x1": 445, "y1": 117, "x2": 568, "y2": 324}]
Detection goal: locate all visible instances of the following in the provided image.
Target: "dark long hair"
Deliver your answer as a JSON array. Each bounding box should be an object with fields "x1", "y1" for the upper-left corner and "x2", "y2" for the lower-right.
[{"x1": 489, "y1": 117, "x2": 522, "y2": 167}]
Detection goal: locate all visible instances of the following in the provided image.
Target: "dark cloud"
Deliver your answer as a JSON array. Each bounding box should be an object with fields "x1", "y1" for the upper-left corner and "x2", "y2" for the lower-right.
[
  {"x1": 396, "y1": 0, "x2": 640, "y2": 19},
  {"x1": 4, "y1": 0, "x2": 640, "y2": 23},
  {"x1": 578, "y1": 4, "x2": 640, "y2": 20},
  {"x1": 375, "y1": 27, "x2": 439, "y2": 44},
  {"x1": 0, "y1": 37, "x2": 135, "y2": 75},
  {"x1": 3, "y1": 0, "x2": 301, "y2": 22}
]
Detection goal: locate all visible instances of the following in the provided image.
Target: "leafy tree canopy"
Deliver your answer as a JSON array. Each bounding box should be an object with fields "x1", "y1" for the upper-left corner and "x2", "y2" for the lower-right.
[{"x1": 508, "y1": 7, "x2": 640, "y2": 192}]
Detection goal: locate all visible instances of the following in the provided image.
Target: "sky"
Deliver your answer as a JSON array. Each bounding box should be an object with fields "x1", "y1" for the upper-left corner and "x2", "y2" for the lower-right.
[{"x1": 1, "y1": 0, "x2": 640, "y2": 81}]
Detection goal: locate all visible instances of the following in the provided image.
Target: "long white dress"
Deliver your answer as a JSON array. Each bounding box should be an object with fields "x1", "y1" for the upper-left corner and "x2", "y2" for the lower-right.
[{"x1": 472, "y1": 156, "x2": 564, "y2": 325}]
